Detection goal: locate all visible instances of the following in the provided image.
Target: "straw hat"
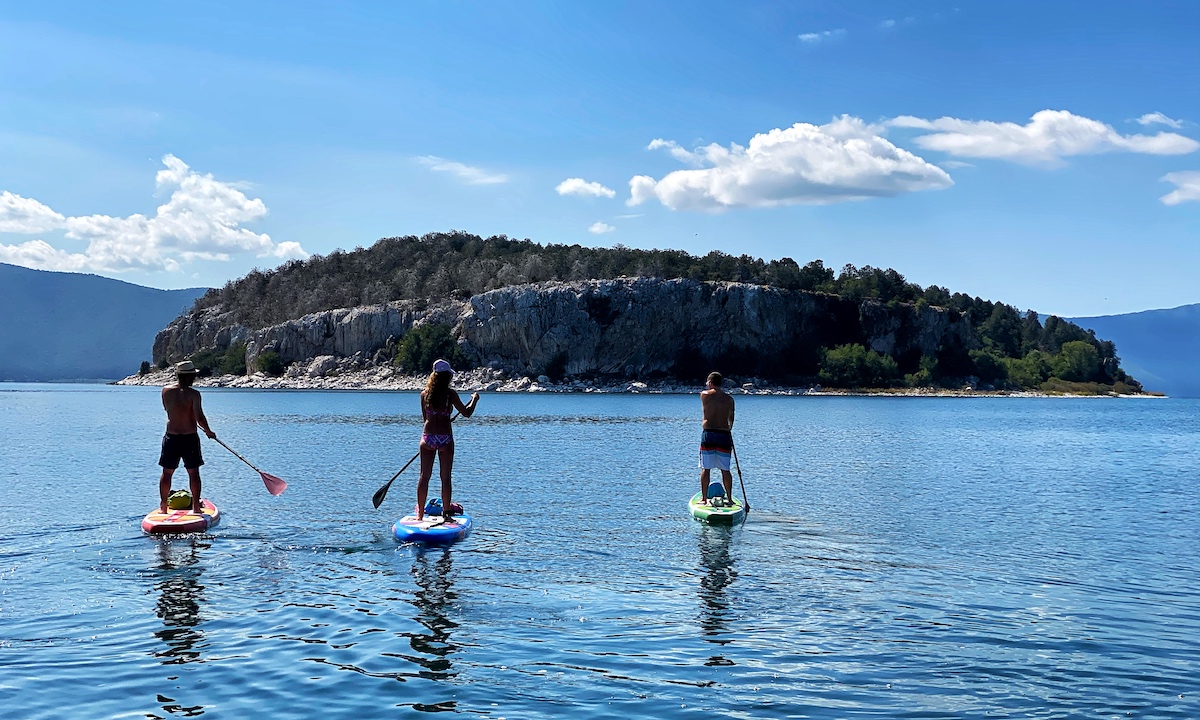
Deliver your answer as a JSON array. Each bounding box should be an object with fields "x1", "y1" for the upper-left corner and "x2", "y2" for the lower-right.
[{"x1": 175, "y1": 360, "x2": 199, "y2": 376}]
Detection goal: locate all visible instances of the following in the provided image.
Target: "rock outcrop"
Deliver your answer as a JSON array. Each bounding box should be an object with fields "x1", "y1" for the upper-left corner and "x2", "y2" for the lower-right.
[{"x1": 153, "y1": 278, "x2": 977, "y2": 380}]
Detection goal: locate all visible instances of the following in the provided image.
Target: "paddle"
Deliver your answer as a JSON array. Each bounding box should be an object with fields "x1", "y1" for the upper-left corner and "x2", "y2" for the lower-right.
[
  {"x1": 372, "y1": 411, "x2": 459, "y2": 509},
  {"x1": 731, "y1": 442, "x2": 750, "y2": 513},
  {"x1": 213, "y1": 436, "x2": 288, "y2": 496}
]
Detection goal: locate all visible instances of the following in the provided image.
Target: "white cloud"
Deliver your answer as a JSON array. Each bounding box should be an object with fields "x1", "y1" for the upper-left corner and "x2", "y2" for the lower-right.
[
  {"x1": 891, "y1": 109, "x2": 1200, "y2": 165},
  {"x1": 1136, "y1": 112, "x2": 1184, "y2": 129},
  {"x1": 555, "y1": 177, "x2": 616, "y2": 198},
  {"x1": 646, "y1": 139, "x2": 706, "y2": 166},
  {"x1": 628, "y1": 116, "x2": 953, "y2": 212},
  {"x1": 798, "y1": 29, "x2": 845, "y2": 43},
  {"x1": 0, "y1": 155, "x2": 307, "y2": 273},
  {"x1": 0, "y1": 191, "x2": 66, "y2": 233},
  {"x1": 417, "y1": 156, "x2": 508, "y2": 185},
  {"x1": 938, "y1": 160, "x2": 975, "y2": 169},
  {"x1": 879, "y1": 17, "x2": 915, "y2": 29},
  {"x1": 1160, "y1": 171, "x2": 1200, "y2": 205},
  {"x1": 588, "y1": 222, "x2": 616, "y2": 234},
  {"x1": 0, "y1": 239, "x2": 91, "y2": 272}
]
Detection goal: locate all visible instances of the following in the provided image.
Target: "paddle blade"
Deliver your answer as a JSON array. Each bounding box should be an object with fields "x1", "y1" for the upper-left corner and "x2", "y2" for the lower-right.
[
  {"x1": 371, "y1": 481, "x2": 391, "y2": 509},
  {"x1": 261, "y1": 472, "x2": 288, "y2": 496}
]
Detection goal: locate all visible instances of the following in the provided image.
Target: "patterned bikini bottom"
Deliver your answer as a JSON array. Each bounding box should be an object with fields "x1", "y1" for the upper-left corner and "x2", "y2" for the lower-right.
[{"x1": 421, "y1": 433, "x2": 454, "y2": 450}]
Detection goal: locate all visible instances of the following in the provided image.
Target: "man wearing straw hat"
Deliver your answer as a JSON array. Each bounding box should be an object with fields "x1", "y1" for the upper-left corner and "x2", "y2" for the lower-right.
[{"x1": 158, "y1": 360, "x2": 217, "y2": 514}]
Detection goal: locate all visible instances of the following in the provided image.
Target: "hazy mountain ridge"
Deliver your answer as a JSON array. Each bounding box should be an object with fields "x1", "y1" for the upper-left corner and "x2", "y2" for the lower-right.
[
  {"x1": 1069, "y1": 304, "x2": 1200, "y2": 397},
  {"x1": 0, "y1": 263, "x2": 208, "y2": 381}
]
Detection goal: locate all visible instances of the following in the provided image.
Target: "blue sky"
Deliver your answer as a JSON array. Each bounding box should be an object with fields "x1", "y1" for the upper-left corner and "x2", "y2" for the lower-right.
[{"x1": 1, "y1": 1, "x2": 1197, "y2": 317}]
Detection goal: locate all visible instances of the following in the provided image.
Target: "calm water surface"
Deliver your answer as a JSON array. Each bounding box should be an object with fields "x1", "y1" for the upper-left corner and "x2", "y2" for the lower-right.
[{"x1": 1, "y1": 385, "x2": 1198, "y2": 719}]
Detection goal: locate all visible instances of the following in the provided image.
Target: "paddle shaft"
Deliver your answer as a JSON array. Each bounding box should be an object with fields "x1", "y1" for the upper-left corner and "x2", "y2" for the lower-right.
[
  {"x1": 372, "y1": 411, "x2": 460, "y2": 508},
  {"x1": 213, "y1": 436, "x2": 261, "y2": 474},
  {"x1": 732, "y1": 442, "x2": 750, "y2": 512}
]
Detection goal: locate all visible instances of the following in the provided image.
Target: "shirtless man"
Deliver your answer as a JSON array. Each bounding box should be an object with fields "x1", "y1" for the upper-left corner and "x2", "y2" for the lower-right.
[
  {"x1": 699, "y1": 371, "x2": 735, "y2": 504},
  {"x1": 158, "y1": 360, "x2": 216, "y2": 513}
]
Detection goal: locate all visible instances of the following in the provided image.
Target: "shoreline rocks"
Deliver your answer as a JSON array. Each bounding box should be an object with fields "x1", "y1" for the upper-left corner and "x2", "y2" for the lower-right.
[{"x1": 113, "y1": 367, "x2": 1152, "y2": 398}]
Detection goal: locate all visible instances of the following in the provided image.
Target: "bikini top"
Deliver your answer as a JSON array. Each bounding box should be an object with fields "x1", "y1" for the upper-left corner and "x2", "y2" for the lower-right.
[{"x1": 424, "y1": 395, "x2": 452, "y2": 417}]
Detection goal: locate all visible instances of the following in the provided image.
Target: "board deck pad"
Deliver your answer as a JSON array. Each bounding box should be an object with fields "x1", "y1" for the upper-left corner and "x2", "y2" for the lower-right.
[
  {"x1": 689, "y1": 492, "x2": 746, "y2": 525},
  {"x1": 142, "y1": 498, "x2": 220, "y2": 534},
  {"x1": 392, "y1": 511, "x2": 473, "y2": 545}
]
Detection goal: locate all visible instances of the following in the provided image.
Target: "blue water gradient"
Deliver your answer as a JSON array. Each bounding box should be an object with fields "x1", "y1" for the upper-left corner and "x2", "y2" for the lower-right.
[{"x1": 1, "y1": 385, "x2": 1197, "y2": 718}]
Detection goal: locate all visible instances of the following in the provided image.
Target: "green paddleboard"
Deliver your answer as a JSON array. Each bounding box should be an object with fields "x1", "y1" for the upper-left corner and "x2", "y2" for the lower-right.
[{"x1": 689, "y1": 492, "x2": 746, "y2": 525}]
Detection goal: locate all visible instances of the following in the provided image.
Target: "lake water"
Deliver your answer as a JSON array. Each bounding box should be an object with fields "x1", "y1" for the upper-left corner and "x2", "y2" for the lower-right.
[{"x1": 1, "y1": 384, "x2": 1198, "y2": 719}]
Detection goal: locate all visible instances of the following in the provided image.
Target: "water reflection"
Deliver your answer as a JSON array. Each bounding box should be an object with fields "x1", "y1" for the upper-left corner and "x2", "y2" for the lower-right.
[
  {"x1": 405, "y1": 549, "x2": 460, "y2": 684},
  {"x1": 697, "y1": 527, "x2": 738, "y2": 667},
  {"x1": 148, "y1": 538, "x2": 209, "y2": 718},
  {"x1": 151, "y1": 537, "x2": 210, "y2": 665}
]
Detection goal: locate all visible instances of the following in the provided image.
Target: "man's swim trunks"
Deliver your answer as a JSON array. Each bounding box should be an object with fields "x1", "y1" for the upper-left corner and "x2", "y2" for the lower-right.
[
  {"x1": 698, "y1": 429, "x2": 732, "y2": 471},
  {"x1": 159, "y1": 432, "x2": 204, "y2": 469}
]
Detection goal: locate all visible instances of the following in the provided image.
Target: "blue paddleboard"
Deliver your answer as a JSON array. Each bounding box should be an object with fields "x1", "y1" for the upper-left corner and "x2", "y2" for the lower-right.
[{"x1": 392, "y1": 511, "x2": 473, "y2": 545}]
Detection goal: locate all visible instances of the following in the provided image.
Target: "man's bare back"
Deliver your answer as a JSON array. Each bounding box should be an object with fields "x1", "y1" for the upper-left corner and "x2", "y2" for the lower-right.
[
  {"x1": 701, "y1": 387, "x2": 735, "y2": 432},
  {"x1": 162, "y1": 384, "x2": 213, "y2": 436}
]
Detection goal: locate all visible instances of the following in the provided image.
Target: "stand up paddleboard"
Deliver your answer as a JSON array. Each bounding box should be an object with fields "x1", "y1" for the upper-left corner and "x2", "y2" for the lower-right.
[
  {"x1": 393, "y1": 511, "x2": 473, "y2": 545},
  {"x1": 689, "y1": 492, "x2": 745, "y2": 525},
  {"x1": 142, "y1": 499, "x2": 220, "y2": 534}
]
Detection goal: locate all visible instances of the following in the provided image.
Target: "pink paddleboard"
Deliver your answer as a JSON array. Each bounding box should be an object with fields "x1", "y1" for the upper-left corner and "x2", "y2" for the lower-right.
[{"x1": 141, "y1": 498, "x2": 220, "y2": 534}]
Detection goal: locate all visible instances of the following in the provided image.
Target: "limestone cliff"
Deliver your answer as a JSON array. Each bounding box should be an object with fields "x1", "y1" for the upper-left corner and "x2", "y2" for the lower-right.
[{"x1": 153, "y1": 278, "x2": 976, "y2": 379}]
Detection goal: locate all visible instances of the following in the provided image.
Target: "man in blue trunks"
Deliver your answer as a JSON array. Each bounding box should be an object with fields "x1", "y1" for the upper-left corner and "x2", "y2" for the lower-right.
[
  {"x1": 158, "y1": 360, "x2": 216, "y2": 514},
  {"x1": 699, "y1": 371, "x2": 735, "y2": 505}
]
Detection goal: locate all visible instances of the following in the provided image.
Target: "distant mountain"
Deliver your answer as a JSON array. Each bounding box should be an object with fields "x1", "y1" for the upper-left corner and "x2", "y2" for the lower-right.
[
  {"x1": 1069, "y1": 304, "x2": 1200, "y2": 397},
  {"x1": 0, "y1": 263, "x2": 208, "y2": 381}
]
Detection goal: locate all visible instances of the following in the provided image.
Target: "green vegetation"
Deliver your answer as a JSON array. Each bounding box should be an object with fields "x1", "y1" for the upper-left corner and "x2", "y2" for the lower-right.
[
  {"x1": 819, "y1": 344, "x2": 900, "y2": 388},
  {"x1": 193, "y1": 232, "x2": 866, "y2": 328},
  {"x1": 189, "y1": 342, "x2": 247, "y2": 377},
  {"x1": 255, "y1": 351, "x2": 285, "y2": 376},
  {"x1": 138, "y1": 360, "x2": 151, "y2": 376},
  {"x1": 186, "y1": 231, "x2": 1139, "y2": 392},
  {"x1": 394, "y1": 323, "x2": 470, "y2": 374}
]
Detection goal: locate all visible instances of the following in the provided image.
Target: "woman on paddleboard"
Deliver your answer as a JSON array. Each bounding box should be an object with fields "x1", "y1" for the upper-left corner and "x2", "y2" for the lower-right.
[{"x1": 416, "y1": 359, "x2": 479, "y2": 520}]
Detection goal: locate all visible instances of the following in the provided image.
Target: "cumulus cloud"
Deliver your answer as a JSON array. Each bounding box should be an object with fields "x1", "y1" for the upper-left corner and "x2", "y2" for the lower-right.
[
  {"x1": 1136, "y1": 112, "x2": 1184, "y2": 129},
  {"x1": 798, "y1": 29, "x2": 845, "y2": 43},
  {"x1": 556, "y1": 178, "x2": 616, "y2": 198},
  {"x1": 627, "y1": 116, "x2": 953, "y2": 211},
  {"x1": 1160, "y1": 171, "x2": 1200, "y2": 205},
  {"x1": 417, "y1": 156, "x2": 508, "y2": 185},
  {"x1": 588, "y1": 222, "x2": 616, "y2": 234},
  {"x1": 0, "y1": 155, "x2": 306, "y2": 273},
  {"x1": 0, "y1": 191, "x2": 66, "y2": 234},
  {"x1": 0, "y1": 238, "x2": 91, "y2": 272},
  {"x1": 890, "y1": 109, "x2": 1200, "y2": 165}
]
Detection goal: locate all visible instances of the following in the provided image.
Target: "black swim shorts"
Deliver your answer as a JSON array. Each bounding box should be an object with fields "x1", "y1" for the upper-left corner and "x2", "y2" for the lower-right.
[{"x1": 159, "y1": 432, "x2": 204, "y2": 470}]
